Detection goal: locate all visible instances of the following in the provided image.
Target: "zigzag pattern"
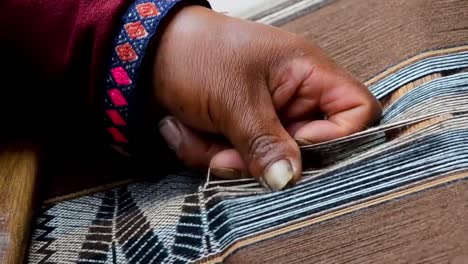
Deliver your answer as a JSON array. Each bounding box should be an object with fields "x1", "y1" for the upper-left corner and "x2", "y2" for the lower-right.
[
  {"x1": 78, "y1": 191, "x2": 116, "y2": 263},
  {"x1": 34, "y1": 207, "x2": 57, "y2": 264},
  {"x1": 171, "y1": 194, "x2": 207, "y2": 262},
  {"x1": 115, "y1": 187, "x2": 168, "y2": 263}
]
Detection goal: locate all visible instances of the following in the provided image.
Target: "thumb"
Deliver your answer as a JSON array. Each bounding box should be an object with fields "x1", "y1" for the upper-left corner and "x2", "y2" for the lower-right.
[{"x1": 220, "y1": 86, "x2": 302, "y2": 191}]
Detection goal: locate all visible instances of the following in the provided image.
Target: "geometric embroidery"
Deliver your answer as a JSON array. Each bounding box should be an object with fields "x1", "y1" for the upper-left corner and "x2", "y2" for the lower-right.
[
  {"x1": 107, "y1": 109, "x2": 127, "y2": 126},
  {"x1": 116, "y1": 43, "x2": 138, "y2": 62},
  {"x1": 124, "y1": 22, "x2": 148, "y2": 40},
  {"x1": 103, "y1": 0, "x2": 188, "y2": 156},
  {"x1": 107, "y1": 127, "x2": 129, "y2": 143},
  {"x1": 108, "y1": 89, "x2": 128, "y2": 107},
  {"x1": 137, "y1": 3, "x2": 160, "y2": 18},
  {"x1": 111, "y1": 67, "x2": 132, "y2": 86}
]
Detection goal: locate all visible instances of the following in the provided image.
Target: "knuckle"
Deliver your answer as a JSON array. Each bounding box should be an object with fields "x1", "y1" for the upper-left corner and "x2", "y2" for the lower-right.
[
  {"x1": 173, "y1": 142, "x2": 189, "y2": 163},
  {"x1": 178, "y1": 149, "x2": 202, "y2": 170},
  {"x1": 247, "y1": 133, "x2": 283, "y2": 162},
  {"x1": 370, "y1": 98, "x2": 383, "y2": 119},
  {"x1": 218, "y1": 82, "x2": 252, "y2": 132},
  {"x1": 361, "y1": 92, "x2": 383, "y2": 125}
]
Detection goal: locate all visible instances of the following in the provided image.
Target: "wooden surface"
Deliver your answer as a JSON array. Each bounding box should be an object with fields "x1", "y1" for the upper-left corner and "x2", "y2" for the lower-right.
[{"x1": 0, "y1": 146, "x2": 39, "y2": 264}]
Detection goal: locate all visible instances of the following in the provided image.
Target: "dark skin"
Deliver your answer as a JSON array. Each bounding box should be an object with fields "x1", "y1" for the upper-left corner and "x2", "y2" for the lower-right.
[{"x1": 154, "y1": 6, "x2": 381, "y2": 190}]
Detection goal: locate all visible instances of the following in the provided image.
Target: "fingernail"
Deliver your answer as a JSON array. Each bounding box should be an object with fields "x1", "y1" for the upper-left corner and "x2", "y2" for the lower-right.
[
  {"x1": 263, "y1": 159, "x2": 293, "y2": 191},
  {"x1": 159, "y1": 118, "x2": 182, "y2": 151},
  {"x1": 211, "y1": 168, "x2": 242, "y2": 179},
  {"x1": 295, "y1": 138, "x2": 313, "y2": 146}
]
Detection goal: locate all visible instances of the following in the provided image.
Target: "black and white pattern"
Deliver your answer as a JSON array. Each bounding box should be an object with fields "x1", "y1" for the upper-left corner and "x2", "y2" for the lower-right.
[
  {"x1": 28, "y1": 52, "x2": 468, "y2": 263},
  {"x1": 28, "y1": 175, "x2": 203, "y2": 264}
]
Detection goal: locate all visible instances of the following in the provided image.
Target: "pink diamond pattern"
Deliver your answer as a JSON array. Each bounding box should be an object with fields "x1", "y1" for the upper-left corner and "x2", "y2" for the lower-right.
[
  {"x1": 107, "y1": 127, "x2": 128, "y2": 143},
  {"x1": 104, "y1": 0, "x2": 183, "y2": 155},
  {"x1": 108, "y1": 89, "x2": 128, "y2": 106},
  {"x1": 111, "y1": 66, "x2": 132, "y2": 86},
  {"x1": 106, "y1": 109, "x2": 127, "y2": 126}
]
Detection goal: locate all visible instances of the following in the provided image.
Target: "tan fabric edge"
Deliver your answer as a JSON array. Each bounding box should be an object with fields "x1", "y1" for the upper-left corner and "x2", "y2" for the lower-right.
[
  {"x1": 198, "y1": 171, "x2": 468, "y2": 264},
  {"x1": 364, "y1": 46, "x2": 468, "y2": 87},
  {"x1": 43, "y1": 179, "x2": 135, "y2": 205}
]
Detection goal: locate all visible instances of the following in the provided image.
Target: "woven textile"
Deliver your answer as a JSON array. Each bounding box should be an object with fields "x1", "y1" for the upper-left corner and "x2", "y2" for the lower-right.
[
  {"x1": 27, "y1": 0, "x2": 468, "y2": 263},
  {"x1": 28, "y1": 53, "x2": 468, "y2": 263},
  {"x1": 29, "y1": 174, "x2": 202, "y2": 263}
]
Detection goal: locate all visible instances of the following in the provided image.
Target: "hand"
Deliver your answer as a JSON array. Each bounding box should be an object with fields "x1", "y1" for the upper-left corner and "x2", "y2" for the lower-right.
[{"x1": 153, "y1": 6, "x2": 381, "y2": 190}]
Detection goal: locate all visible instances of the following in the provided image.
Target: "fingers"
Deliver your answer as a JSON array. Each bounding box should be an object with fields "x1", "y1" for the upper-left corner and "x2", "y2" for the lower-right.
[
  {"x1": 159, "y1": 116, "x2": 249, "y2": 179},
  {"x1": 292, "y1": 64, "x2": 382, "y2": 142},
  {"x1": 156, "y1": 115, "x2": 305, "y2": 185},
  {"x1": 209, "y1": 149, "x2": 246, "y2": 179},
  {"x1": 220, "y1": 85, "x2": 302, "y2": 191},
  {"x1": 158, "y1": 116, "x2": 227, "y2": 170},
  {"x1": 157, "y1": 114, "x2": 305, "y2": 185}
]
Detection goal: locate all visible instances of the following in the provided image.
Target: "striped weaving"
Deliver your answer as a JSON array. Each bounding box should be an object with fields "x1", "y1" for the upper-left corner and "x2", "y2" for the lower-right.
[{"x1": 27, "y1": 0, "x2": 468, "y2": 263}]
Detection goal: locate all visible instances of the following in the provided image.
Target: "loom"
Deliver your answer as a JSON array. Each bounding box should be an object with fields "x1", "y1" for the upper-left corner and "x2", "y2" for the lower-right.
[{"x1": 26, "y1": 0, "x2": 468, "y2": 263}]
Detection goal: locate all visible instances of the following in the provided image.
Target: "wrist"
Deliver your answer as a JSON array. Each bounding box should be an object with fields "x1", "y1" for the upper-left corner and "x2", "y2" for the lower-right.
[
  {"x1": 102, "y1": 0, "x2": 211, "y2": 156},
  {"x1": 151, "y1": 5, "x2": 220, "y2": 105}
]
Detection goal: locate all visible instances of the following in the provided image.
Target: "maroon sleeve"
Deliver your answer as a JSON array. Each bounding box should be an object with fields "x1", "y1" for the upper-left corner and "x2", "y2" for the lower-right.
[
  {"x1": 0, "y1": 0, "x2": 133, "y2": 140},
  {"x1": 0, "y1": 0, "x2": 218, "y2": 194},
  {"x1": 1, "y1": 0, "x2": 133, "y2": 97},
  {"x1": 0, "y1": 0, "x2": 209, "y2": 146}
]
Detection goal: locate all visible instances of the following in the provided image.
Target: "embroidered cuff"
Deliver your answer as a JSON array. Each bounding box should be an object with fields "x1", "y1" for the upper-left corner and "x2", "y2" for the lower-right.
[{"x1": 103, "y1": 0, "x2": 208, "y2": 156}]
